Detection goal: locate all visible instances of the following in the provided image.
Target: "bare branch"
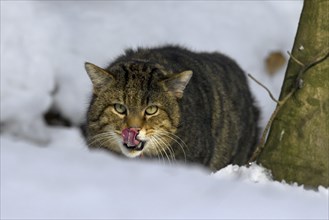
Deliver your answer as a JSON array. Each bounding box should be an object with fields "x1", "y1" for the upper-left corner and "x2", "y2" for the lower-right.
[
  {"x1": 247, "y1": 74, "x2": 279, "y2": 104},
  {"x1": 249, "y1": 106, "x2": 280, "y2": 163},
  {"x1": 287, "y1": 51, "x2": 305, "y2": 67},
  {"x1": 295, "y1": 50, "x2": 329, "y2": 86}
]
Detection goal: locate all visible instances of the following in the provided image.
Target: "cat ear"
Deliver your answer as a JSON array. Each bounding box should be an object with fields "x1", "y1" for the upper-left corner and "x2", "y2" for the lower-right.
[
  {"x1": 162, "y1": 70, "x2": 193, "y2": 98},
  {"x1": 85, "y1": 62, "x2": 114, "y2": 88}
]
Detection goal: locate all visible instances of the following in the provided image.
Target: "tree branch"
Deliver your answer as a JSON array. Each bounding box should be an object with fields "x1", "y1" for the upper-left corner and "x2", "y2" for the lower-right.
[
  {"x1": 248, "y1": 49, "x2": 329, "y2": 164},
  {"x1": 287, "y1": 51, "x2": 305, "y2": 67},
  {"x1": 247, "y1": 74, "x2": 279, "y2": 104}
]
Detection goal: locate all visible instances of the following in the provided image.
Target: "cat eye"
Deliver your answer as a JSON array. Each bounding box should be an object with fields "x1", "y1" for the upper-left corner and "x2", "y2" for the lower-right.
[
  {"x1": 114, "y1": 104, "x2": 127, "y2": 114},
  {"x1": 145, "y1": 105, "x2": 158, "y2": 115}
]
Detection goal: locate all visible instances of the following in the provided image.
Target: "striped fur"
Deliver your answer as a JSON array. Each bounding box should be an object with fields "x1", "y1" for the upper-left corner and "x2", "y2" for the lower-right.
[{"x1": 85, "y1": 45, "x2": 259, "y2": 171}]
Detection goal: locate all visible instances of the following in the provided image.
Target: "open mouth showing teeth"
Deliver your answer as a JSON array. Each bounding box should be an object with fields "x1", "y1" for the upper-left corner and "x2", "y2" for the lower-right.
[{"x1": 123, "y1": 141, "x2": 145, "y2": 151}]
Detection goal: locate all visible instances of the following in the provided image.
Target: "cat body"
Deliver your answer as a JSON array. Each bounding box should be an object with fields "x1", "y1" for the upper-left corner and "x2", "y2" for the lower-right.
[{"x1": 85, "y1": 45, "x2": 259, "y2": 171}]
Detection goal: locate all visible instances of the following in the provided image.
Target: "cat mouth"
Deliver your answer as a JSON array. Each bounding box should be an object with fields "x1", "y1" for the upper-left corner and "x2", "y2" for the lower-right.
[
  {"x1": 122, "y1": 127, "x2": 145, "y2": 152},
  {"x1": 123, "y1": 141, "x2": 145, "y2": 151}
]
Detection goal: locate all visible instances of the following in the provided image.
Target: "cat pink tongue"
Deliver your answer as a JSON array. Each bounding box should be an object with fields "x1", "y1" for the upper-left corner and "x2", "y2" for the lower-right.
[{"x1": 122, "y1": 128, "x2": 140, "y2": 146}]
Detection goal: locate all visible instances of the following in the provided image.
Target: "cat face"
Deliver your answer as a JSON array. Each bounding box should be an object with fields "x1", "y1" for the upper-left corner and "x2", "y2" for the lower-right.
[{"x1": 85, "y1": 61, "x2": 192, "y2": 158}]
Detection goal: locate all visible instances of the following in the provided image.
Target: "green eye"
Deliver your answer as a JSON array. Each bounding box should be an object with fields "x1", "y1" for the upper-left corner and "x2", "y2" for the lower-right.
[
  {"x1": 145, "y1": 105, "x2": 158, "y2": 115},
  {"x1": 114, "y1": 104, "x2": 127, "y2": 114}
]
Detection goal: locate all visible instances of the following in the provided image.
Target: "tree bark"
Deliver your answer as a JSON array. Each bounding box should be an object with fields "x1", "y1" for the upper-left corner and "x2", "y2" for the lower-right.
[{"x1": 258, "y1": 0, "x2": 329, "y2": 188}]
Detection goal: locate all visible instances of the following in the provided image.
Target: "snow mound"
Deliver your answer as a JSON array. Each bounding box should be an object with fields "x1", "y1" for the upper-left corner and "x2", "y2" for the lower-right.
[
  {"x1": 213, "y1": 163, "x2": 272, "y2": 183},
  {"x1": 1, "y1": 128, "x2": 328, "y2": 219}
]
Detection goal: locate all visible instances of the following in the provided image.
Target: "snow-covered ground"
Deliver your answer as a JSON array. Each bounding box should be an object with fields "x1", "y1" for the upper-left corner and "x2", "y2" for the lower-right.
[
  {"x1": 2, "y1": 128, "x2": 328, "y2": 219},
  {"x1": 1, "y1": 1, "x2": 328, "y2": 219}
]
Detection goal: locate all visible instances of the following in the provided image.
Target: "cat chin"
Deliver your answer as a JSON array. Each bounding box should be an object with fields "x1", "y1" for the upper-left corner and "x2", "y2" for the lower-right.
[{"x1": 119, "y1": 145, "x2": 143, "y2": 158}]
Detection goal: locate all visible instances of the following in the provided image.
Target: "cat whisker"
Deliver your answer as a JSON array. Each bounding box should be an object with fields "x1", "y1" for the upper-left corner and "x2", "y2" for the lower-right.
[
  {"x1": 151, "y1": 135, "x2": 173, "y2": 165},
  {"x1": 149, "y1": 136, "x2": 165, "y2": 164},
  {"x1": 157, "y1": 130, "x2": 188, "y2": 163},
  {"x1": 152, "y1": 133, "x2": 176, "y2": 162},
  {"x1": 88, "y1": 133, "x2": 110, "y2": 146},
  {"x1": 87, "y1": 131, "x2": 118, "y2": 149},
  {"x1": 144, "y1": 139, "x2": 156, "y2": 160},
  {"x1": 147, "y1": 137, "x2": 160, "y2": 160}
]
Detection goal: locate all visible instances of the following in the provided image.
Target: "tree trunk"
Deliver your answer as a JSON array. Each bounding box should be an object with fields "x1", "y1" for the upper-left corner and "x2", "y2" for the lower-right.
[{"x1": 258, "y1": 0, "x2": 329, "y2": 188}]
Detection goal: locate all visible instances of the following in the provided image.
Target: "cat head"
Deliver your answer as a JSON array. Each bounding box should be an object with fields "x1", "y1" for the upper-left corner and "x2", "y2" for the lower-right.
[{"x1": 85, "y1": 61, "x2": 192, "y2": 158}]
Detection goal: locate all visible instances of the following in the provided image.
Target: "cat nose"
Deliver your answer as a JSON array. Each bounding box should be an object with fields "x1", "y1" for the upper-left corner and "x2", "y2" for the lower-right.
[{"x1": 127, "y1": 115, "x2": 144, "y2": 128}]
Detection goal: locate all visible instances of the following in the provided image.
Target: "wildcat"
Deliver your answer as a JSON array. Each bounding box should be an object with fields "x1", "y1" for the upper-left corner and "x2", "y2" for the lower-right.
[{"x1": 84, "y1": 45, "x2": 259, "y2": 171}]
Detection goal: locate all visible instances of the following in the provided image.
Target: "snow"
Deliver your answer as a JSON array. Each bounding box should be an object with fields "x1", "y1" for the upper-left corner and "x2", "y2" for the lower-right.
[
  {"x1": 2, "y1": 128, "x2": 328, "y2": 219},
  {"x1": 1, "y1": 1, "x2": 328, "y2": 219}
]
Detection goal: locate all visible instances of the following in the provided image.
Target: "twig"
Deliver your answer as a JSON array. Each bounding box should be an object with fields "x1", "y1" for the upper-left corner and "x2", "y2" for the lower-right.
[
  {"x1": 248, "y1": 49, "x2": 329, "y2": 164},
  {"x1": 249, "y1": 106, "x2": 280, "y2": 162},
  {"x1": 287, "y1": 51, "x2": 305, "y2": 67},
  {"x1": 295, "y1": 50, "x2": 329, "y2": 86},
  {"x1": 248, "y1": 90, "x2": 295, "y2": 163},
  {"x1": 247, "y1": 74, "x2": 279, "y2": 104}
]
